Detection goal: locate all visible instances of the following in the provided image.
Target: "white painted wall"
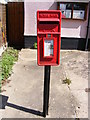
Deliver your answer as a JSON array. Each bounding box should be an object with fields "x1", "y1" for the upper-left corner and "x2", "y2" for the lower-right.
[
  {"x1": 24, "y1": 1, "x2": 89, "y2": 38},
  {"x1": 24, "y1": 1, "x2": 57, "y2": 36},
  {"x1": 61, "y1": 20, "x2": 88, "y2": 38},
  {"x1": 0, "y1": 0, "x2": 7, "y2": 4}
]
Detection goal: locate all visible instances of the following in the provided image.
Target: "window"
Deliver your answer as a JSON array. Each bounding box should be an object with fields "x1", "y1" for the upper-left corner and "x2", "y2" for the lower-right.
[
  {"x1": 60, "y1": 3, "x2": 72, "y2": 18},
  {"x1": 73, "y1": 4, "x2": 86, "y2": 19},
  {"x1": 58, "y1": 2, "x2": 87, "y2": 20}
]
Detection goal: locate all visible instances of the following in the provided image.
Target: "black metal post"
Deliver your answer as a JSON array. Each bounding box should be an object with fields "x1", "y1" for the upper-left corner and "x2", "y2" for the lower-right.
[
  {"x1": 47, "y1": 66, "x2": 51, "y2": 115},
  {"x1": 43, "y1": 65, "x2": 51, "y2": 117}
]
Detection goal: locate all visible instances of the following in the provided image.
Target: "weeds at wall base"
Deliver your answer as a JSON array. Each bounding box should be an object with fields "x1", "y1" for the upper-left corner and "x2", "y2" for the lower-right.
[{"x1": 0, "y1": 47, "x2": 19, "y2": 92}]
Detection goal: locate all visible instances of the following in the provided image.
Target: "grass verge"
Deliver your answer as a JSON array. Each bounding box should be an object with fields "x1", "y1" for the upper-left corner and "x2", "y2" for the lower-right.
[{"x1": 0, "y1": 47, "x2": 19, "y2": 92}]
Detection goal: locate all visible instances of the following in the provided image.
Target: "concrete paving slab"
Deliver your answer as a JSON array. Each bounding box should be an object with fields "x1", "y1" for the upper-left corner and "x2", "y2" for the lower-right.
[{"x1": 0, "y1": 49, "x2": 88, "y2": 118}]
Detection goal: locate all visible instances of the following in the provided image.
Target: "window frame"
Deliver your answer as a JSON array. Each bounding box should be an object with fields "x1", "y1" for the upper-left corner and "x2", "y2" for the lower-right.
[{"x1": 57, "y1": 2, "x2": 88, "y2": 21}]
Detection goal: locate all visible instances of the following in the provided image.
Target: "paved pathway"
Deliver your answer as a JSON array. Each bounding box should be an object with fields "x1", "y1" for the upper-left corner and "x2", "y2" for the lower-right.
[{"x1": 0, "y1": 49, "x2": 88, "y2": 118}]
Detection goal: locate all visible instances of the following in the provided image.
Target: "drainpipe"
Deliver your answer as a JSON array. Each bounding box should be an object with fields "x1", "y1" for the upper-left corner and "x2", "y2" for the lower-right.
[{"x1": 85, "y1": 1, "x2": 90, "y2": 51}]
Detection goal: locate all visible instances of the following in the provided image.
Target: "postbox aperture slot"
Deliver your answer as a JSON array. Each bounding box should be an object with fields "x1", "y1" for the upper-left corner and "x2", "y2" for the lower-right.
[
  {"x1": 39, "y1": 21, "x2": 59, "y2": 24},
  {"x1": 43, "y1": 38, "x2": 54, "y2": 58}
]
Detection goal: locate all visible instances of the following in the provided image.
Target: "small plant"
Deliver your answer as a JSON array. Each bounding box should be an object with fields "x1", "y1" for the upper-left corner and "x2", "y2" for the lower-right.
[
  {"x1": 0, "y1": 47, "x2": 19, "y2": 92},
  {"x1": 63, "y1": 77, "x2": 71, "y2": 85},
  {"x1": 34, "y1": 42, "x2": 37, "y2": 49}
]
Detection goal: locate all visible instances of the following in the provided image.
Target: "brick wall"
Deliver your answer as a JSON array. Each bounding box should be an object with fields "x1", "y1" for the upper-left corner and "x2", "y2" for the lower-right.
[{"x1": 0, "y1": 3, "x2": 7, "y2": 48}]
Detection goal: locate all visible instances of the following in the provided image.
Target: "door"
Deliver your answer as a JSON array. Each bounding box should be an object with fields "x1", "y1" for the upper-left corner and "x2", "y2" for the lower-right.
[{"x1": 7, "y1": 2, "x2": 24, "y2": 48}]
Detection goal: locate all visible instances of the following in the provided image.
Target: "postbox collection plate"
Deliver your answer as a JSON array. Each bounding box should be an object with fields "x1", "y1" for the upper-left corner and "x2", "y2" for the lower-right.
[
  {"x1": 43, "y1": 37, "x2": 54, "y2": 58},
  {"x1": 37, "y1": 10, "x2": 61, "y2": 66}
]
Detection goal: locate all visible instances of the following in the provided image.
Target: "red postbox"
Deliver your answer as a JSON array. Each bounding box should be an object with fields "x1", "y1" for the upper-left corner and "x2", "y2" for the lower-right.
[{"x1": 37, "y1": 10, "x2": 61, "y2": 66}]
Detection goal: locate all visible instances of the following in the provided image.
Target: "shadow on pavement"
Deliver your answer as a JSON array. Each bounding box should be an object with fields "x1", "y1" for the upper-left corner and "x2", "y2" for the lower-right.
[
  {"x1": 0, "y1": 95, "x2": 8, "y2": 109},
  {"x1": 0, "y1": 95, "x2": 89, "y2": 119},
  {"x1": 0, "y1": 95, "x2": 43, "y2": 117}
]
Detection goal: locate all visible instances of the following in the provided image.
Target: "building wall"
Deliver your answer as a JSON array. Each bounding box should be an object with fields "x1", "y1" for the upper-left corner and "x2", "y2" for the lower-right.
[
  {"x1": 24, "y1": 1, "x2": 57, "y2": 35},
  {"x1": 61, "y1": 19, "x2": 88, "y2": 38},
  {"x1": 0, "y1": 4, "x2": 2, "y2": 48},
  {"x1": 0, "y1": 3, "x2": 7, "y2": 55},
  {"x1": 24, "y1": 1, "x2": 89, "y2": 39}
]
